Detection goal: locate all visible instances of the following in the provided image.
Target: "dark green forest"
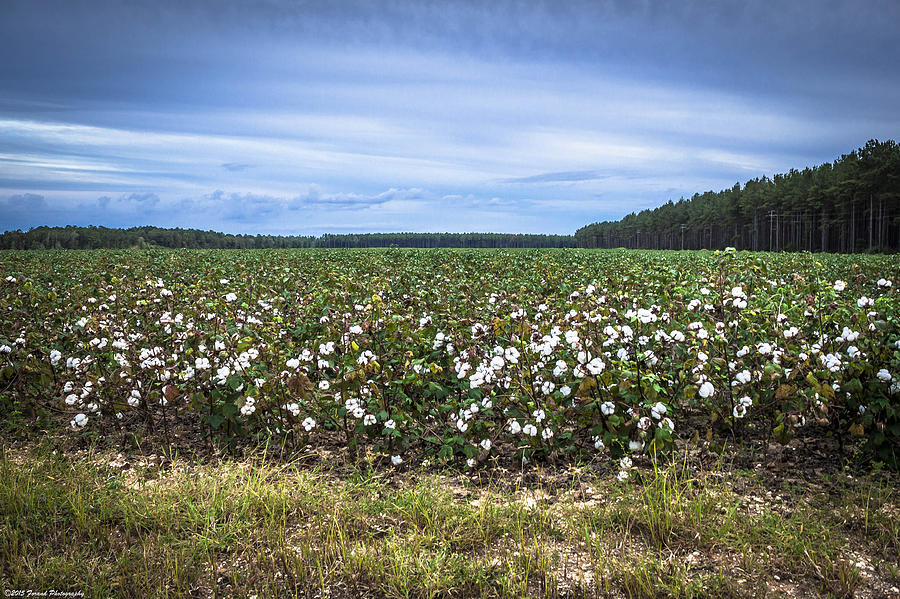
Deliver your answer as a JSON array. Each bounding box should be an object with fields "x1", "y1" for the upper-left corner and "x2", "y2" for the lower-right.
[
  {"x1": 575, "y1": 139, "x2": 900, "y2": 252},
  {"x1": 0, "y1": 227, "x2": 576, "y2": 250}
]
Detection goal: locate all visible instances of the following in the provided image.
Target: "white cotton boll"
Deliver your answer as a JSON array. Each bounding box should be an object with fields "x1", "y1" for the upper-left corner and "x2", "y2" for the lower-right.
[
  {"x1": 698, "y1": 381, "x2": 715, "y2": 399},
  {"x1": 821, "y1": 353, "x2": 842, "y2": 372},
  {"x1": 302, "y1": 417, "x2": 316, "y2": 431},
  {"x1": 509, "y1": 421, "x2": 522, "y2": 434},
  {"x1": 504, "y1": 346, "x2": 520, "y2": 363},
  {"x1": 523, "y1": 424, "x2": 537, "y2": 436},
  {"x1": 601, "y1": 401, "x2": 615, "y2": 416},
  {"x1": 637, "y1": 308, "x2": 656, "y2": 324},
  {"x1": 391, "y1": 455, "x2": 403, "y2": 466},
  {"x1": 587, "y1": 357, "x2": 606, "y2": 374},
  {"x1": 877, "y1": 369, "x2": 892, "y2": 382}
]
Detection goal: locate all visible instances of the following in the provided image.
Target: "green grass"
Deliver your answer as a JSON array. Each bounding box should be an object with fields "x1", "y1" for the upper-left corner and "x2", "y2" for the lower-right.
[{"x1": 1, "y1": 443, "x2": 897, "y2": 598}]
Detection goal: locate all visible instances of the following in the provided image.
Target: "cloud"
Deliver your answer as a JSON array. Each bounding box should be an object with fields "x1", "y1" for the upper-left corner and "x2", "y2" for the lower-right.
[
  {"x1": 221, "y1": 162, "x2": 251, "y2": 172},
  {"x1": 198, "y1": 190, "x2": 285, "y2": 221},
  {"x1": 120, "y1": 192, "x2": 160, "y2": 206},
  {"x1": 501, "y1": 170, "x2": 607, "y2": 184},
  {"x1": 0, "y1": 193, "x2": 50, "y2": 230},
  {"x1": 5, "y1": 192, "x2": 47, "y2": 210}
]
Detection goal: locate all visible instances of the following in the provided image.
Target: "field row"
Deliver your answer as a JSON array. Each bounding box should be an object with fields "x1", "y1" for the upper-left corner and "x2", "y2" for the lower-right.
[{"x1": 1, "y1": 249, "x2": 898, "y2": 472}]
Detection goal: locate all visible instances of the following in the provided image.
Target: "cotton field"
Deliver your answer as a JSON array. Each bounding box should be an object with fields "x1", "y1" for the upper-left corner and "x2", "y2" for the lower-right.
[{"x1": 1, "y1": 248, "x2": 898, "y2": 473}]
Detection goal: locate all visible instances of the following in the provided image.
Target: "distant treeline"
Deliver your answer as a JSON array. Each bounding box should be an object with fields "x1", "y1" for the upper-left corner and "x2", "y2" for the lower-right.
[
  {"x1": 575, "y1": 139, "x2": 900, "y2": 252},
  {"x1": 0, "y1": 226, "x2": 577, "y2": 250}
]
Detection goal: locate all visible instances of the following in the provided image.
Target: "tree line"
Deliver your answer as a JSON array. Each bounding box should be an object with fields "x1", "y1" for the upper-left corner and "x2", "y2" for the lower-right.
[
  {"x1": 575, "y1": 139, "x2": 900, "y2": 252},
  {"x1": 0, "y1": 226, "x2": 577, "y2": 250}
]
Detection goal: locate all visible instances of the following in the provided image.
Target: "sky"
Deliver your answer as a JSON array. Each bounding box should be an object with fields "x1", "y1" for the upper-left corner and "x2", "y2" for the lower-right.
[{"x1": 1, "y1": 0, "x2": 899, "y2": 236}]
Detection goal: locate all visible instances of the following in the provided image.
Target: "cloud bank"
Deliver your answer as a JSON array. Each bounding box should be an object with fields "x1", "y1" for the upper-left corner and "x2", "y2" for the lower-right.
[{"x1": 1, "y1": 0, "x2": 898, "y2": 234}]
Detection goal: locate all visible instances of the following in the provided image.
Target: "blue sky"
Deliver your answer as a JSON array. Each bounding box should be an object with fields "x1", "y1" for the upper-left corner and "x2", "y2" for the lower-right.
[{"x1": 1, "y1": 0, "x2": 899, "y2": 235}]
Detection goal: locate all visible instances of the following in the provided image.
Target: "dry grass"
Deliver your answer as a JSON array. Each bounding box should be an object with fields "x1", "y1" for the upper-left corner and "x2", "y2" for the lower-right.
[{"x1": 1, "y1": 440, "x2": 898, "y2": 599}]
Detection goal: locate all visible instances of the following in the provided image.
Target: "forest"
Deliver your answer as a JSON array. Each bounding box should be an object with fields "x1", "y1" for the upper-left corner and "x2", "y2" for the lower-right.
[
  {"x1": 575, "y1": 139, "x2": 900, "y2": 252},
  {"x1": 0, "y1": 227, "x2": 576, "y2": 250}
]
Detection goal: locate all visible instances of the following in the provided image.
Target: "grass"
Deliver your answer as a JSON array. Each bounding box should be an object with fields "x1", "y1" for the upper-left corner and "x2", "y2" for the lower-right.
[{"x1": 1, "y1": 442, "x2": 897, "y2": 598}]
